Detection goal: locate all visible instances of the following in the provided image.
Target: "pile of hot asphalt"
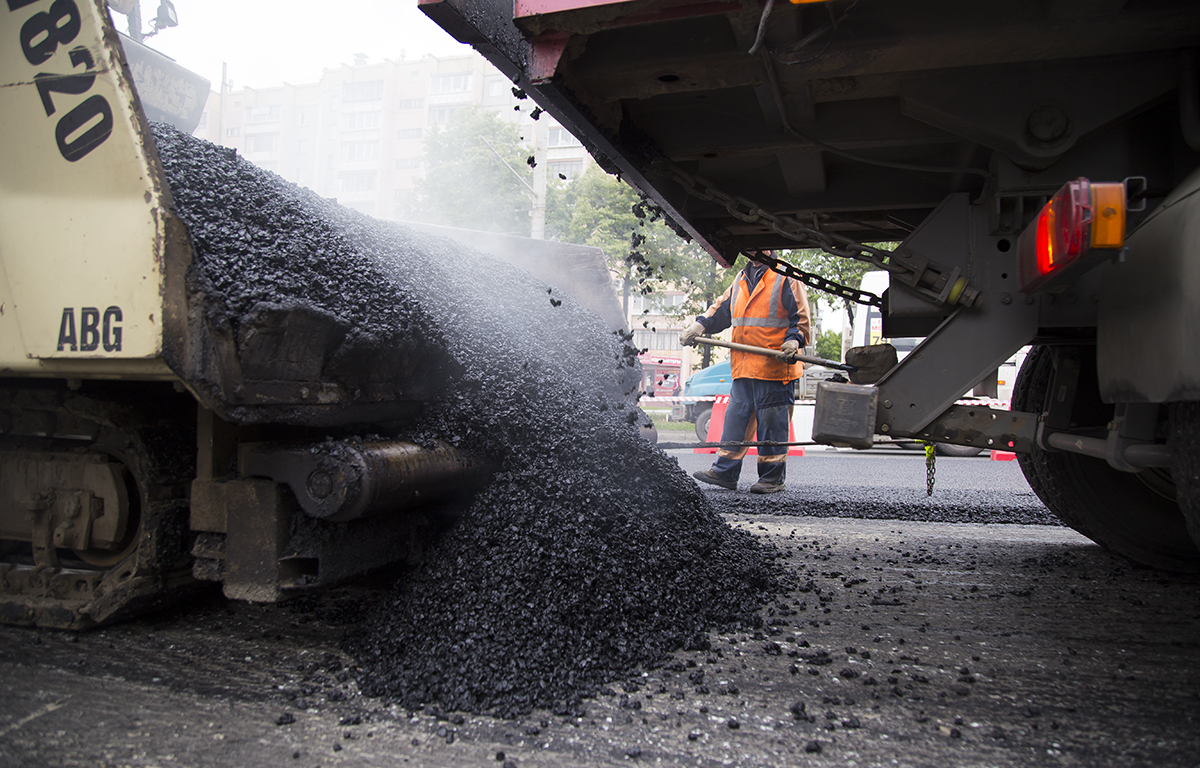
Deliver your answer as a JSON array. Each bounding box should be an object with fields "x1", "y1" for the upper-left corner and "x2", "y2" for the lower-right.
[{"x1": 152, "y1": 124, "x2": 779, "y2": 718}]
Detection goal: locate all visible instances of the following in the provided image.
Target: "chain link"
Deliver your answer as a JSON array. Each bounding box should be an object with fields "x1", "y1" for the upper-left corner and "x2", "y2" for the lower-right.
[
  {"x1": 922, "y1": 441, "x2": 936, "y2": 496},
  {"x1": 748, "y1": 250, "x2": 882, "y2": 308}
]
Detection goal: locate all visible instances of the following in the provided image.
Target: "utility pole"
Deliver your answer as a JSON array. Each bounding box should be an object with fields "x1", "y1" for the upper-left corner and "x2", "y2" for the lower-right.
[
  {"x1": 219, "y1": 62, "x2": 228, "y2": 144},
  {"x1": 126, "y1": 1, "x2": 142, "y2": 42}
]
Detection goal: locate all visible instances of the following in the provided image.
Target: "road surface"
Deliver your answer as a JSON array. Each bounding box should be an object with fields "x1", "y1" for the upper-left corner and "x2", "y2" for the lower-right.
[{"x1": 2, "y1": 453, "x2": 1198, "y2": 767}]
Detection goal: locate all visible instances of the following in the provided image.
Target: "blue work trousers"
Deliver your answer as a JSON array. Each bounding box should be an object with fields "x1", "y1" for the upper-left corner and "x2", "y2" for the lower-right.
[{"x1": 710, "y1": 378, "x2": 794, "y2": 485}]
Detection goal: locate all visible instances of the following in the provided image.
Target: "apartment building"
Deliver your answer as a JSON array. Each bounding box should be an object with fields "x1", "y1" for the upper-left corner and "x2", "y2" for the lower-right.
[{"x1": 193, "y1": 51, "x2": 592, "y2": 223}]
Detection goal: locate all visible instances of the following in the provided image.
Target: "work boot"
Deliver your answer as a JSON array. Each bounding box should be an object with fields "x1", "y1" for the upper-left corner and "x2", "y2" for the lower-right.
[
  {"x1": 693, "y1": 470, "x2": 737, "y2": 490},
  {"x1": 749, "y1": 480, "x2": 786, "y2": 494}
]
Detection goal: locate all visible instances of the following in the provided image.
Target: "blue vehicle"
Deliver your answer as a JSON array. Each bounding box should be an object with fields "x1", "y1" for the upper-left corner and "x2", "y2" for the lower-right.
[{"x1": 672, "y1": 361, "x2": 732, "y2": 440}]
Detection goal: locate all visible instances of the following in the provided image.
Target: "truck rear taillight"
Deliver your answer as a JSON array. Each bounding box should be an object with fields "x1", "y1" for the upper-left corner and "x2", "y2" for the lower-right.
[{"x1": 1019, "y1": 178, "x2": 1126, "y2": 292}]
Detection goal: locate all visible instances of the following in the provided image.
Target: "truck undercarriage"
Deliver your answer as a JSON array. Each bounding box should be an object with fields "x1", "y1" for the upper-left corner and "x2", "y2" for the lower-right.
[{"x1": 421, "y1": 0, "x2": 1200, "y2": 569}]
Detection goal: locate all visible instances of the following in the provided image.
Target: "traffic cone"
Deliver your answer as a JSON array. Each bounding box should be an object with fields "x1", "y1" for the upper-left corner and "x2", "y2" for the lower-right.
[
  {"x1": 694, "y1": 395, "x2": 727, "y2": 454},
  {"x1": 693, "y1": 395, "x2": 803, "y2": 456}
]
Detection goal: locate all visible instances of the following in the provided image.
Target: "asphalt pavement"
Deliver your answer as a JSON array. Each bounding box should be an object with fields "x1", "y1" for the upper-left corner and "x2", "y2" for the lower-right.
[
  {"x1": 3, "y1": 438, "x2": 1199, "y2": 767},
  {"x1": 666, "y1": 439, "x2": 1057, "y2": 526}
]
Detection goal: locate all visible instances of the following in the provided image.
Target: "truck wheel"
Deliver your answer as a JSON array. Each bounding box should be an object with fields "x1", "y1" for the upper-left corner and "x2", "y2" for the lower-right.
[
  {"x1": 1013, "y1": 346, "x2": 1200, "y2": 571},
  {"x1": 635, "y1": 407, "x2": 658, "y2": 444},
  {"x1": 1170, "y1": 402, "x2": 1200, "y2": 550},
  {"x1": 694, "y1": 407, "x2": 713, "y2": 442},
  {"x1": 935, "y1": 443, "x2": 984, "y2": 457}
]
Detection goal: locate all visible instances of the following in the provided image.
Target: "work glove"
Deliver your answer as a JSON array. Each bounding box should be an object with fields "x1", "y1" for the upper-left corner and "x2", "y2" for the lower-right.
[
  {"x1": 845, "y1": 344, "x2": 898, "y2": 385},
  {"x1": 679, "y1": 321, "x2": 706, "y2": 346},
  {"x1": 776, "y1": 339, "x2": 800, "y2": 362}
]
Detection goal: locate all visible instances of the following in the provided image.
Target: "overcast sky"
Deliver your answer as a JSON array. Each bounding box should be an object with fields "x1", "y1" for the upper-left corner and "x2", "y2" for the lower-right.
[{"x1": 138, "y1": 0, "x2": 471, "y2": 90}]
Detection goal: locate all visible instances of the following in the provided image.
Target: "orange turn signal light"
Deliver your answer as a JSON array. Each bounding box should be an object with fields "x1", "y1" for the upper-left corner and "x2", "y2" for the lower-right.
[{"x1": 1018, "y1": 178, "x2": 1126, "y2": 292}]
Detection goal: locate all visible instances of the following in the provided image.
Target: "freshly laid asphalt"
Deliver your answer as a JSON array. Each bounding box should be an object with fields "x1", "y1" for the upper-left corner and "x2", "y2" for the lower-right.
[{"x1": 4, "y1": 446, "x2": 1198, "y2": 767}]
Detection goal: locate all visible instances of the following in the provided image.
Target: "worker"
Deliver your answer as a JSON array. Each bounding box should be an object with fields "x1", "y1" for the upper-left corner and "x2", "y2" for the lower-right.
[{"x1": 680, "y1": 255, "x2": 811, "y2": 494}]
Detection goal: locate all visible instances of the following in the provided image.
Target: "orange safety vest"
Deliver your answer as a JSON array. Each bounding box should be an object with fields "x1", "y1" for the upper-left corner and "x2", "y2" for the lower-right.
[{"x1": 728, "y1": 269, "x2": 806, "y2": 381}]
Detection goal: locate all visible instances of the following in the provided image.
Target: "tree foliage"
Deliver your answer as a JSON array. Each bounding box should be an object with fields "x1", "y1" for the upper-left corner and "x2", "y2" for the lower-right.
[
  {"x1": 815, "y1": 329, "x2": 843, "y2": 362},
  {"x1": 559, "y1": 166, "x2": 693, "y2": 317},
  {"x1": 413, "y1": 108, "x2": 534, "y2": 235}
]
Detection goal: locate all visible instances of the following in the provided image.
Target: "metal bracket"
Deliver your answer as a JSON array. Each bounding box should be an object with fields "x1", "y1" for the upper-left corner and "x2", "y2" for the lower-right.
[
  {"x1": 528, "y1": 32, "x2": 569, "y2": 85},
  {"x1": 914, "y1": 405, "x2": 1038, "y2": 453},
  {"x1": 222, "y1": 479, "x2": 292, "y2": 603},
  {"x1": 1035, "y1": 346, "x2": 1082, "y2": 449},
  {"x1": 874, "y1": 198, "x2": 1039, "y2": 437},
  {"x1": 813, "y1": 382, "x2": 878, "y2": 450}
]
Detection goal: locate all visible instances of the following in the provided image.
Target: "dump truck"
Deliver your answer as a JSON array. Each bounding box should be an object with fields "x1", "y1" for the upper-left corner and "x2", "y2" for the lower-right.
[
  {"x1": 420, "y1": 0, "x2": 1200, "y2": 571},
  {"x1": 0, "y1": 0, "x2": 634, "y2": 628}
]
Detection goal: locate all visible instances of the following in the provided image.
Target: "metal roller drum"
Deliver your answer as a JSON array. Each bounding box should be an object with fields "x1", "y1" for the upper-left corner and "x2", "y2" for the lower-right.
[{"x1": 240, "y1": 440, "x2": 492, "y2": 523}]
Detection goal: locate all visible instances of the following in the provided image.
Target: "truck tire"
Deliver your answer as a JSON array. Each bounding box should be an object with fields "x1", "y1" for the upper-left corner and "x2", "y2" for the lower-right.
[
  {"x1": 1170, "y1": 402, "x2": 1200, "y2": 551},
  {"x1": 935, "y1": 443, "x2": 984, "y2": 457},
  {"x1": 694, "y1": 407, "x2": 713, "y2": 442},
  {"x1": 1013, "y1": 346, "x2": 1200, "y2": 571}
]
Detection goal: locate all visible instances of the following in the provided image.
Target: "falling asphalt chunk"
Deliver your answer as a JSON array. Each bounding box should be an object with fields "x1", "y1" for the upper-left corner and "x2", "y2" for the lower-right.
[{"x1": 150, "y1": 123, "x2": 780, "y2": 719}]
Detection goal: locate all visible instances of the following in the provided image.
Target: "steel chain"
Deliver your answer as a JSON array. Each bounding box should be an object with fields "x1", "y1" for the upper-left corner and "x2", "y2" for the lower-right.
[
  {"x1": 923, "y1": 442, "x2": 936, "y2": 496},
  {"x1": 747, "y1": 250, "x2": 882, "y2": 308}
]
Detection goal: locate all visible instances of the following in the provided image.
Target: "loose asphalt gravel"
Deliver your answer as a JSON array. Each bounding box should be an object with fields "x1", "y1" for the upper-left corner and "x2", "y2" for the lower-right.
[{"x1": 153, "y1": 123, "x2": 779, "y2": 719}]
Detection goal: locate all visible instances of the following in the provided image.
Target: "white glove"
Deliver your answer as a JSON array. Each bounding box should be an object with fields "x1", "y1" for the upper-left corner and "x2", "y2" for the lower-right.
[
  {"x1": 679, "y1": 321, "x2": 706, "y2": 346},
  {"x1": 777, "y1": 339, "x2": 800, "y2": 361}
]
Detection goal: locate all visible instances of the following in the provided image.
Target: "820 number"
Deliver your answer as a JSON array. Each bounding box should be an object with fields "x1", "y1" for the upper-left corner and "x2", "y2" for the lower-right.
[{"x1": 8, "y1": 0, "x2": 113, "y2": 162}]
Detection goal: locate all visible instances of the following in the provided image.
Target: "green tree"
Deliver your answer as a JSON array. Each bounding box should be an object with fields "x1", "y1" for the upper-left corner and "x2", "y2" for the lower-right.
[
  {"x1": 561, "y1": 166, "x2": 684, "y2": 317},
  {"x1": 414, "y1": 108, "x2": 534, "y2": 234},
  {"x1": 815, "y1": 329, "x2": 843, "y2": 362}
]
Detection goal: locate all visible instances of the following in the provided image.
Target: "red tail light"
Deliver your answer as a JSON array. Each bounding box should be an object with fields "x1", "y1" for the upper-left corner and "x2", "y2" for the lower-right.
[{"x1": 1019, "y1": 178, "x2": 1126, "y2": 292}]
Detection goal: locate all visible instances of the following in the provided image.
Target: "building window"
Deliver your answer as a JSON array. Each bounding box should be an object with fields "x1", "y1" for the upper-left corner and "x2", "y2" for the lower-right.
[
  {"x1": 548, "y1": 127, "x2": 581, "y2": 147},
  {"x1": 428, "y1": 106, "x2": 465, "y2": 126},
  {"x1": 633, "y1": 329, "x2": 683, "y2": 352},
  {"x1": 397, "y1": 127, "x2": 422, "y2": 139},
  {"x1": 297, "y1": 110, "x2": 313, "y2": 126},
  {"x1": 648, "y1": 293, "x2": 686, "y2": 312},
  {"x1": 340, "y1": 141, "x2": 380, "y2": 161},
  {"x1": 486, "y1": 78, "x2": 507, "y2": 98},
  {"x1": 398, "y1": 98, "x2": 424, "y2": 110},
  {"x1": 343, "y1": 80, "x2": 384, "y2": 102},
  {"x1": 341, "y1": 112, "x2": 381, "y2": 130},
  {"x1": 339, "y1": 171, "x2": 377, "y2": 192},
  {"x1": 246, "y1": 133, "x2": 279, "y2": 153},
  {"x1": 225, "y1": 127, "x2": 240, "y2": 137},
  {"x1": 430, "y1": 73, "x2": 471, "y2": 94},
  {"x1": 245, "y1": 104, "x2": 280, "y2": 124},
  {"x1": 548, "y1": 160, "x2": 583, "y2": 181},
  {"x1": 396, "y1": 158, "x2": 421, "y2": 169}
]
